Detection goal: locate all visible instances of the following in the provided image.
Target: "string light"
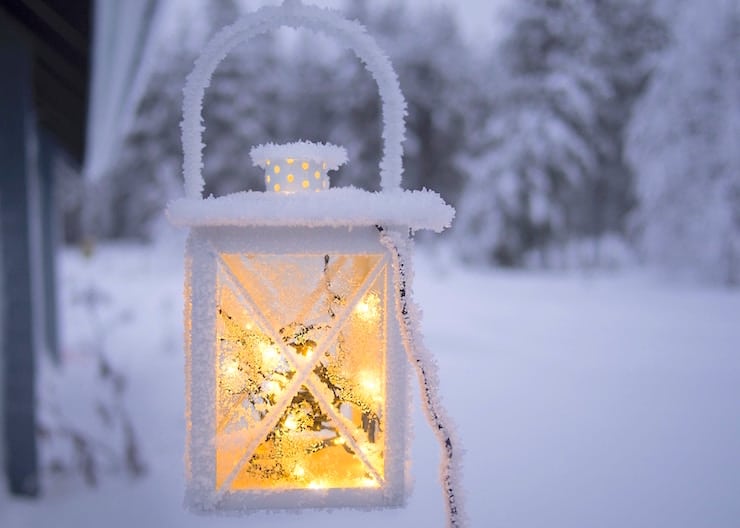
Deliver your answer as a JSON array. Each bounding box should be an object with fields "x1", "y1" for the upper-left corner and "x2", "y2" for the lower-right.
[
  {"x1": 354, "y1": 292, "x2": 380, "y2": 322},
  {"x1": 258, "y1": 342, "x2": 281, "y2": 370}
]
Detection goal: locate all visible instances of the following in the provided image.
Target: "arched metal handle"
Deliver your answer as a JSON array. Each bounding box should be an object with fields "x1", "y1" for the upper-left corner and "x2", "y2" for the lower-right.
[{"x1": 181, "y1": 1, "x2": 407, "y2": 199}]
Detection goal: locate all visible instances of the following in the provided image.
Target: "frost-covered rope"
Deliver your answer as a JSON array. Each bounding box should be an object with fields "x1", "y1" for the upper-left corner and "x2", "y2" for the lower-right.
[
  {"x1": 379, "y1": 228, "x2": 467, "y2": 528},
  {"x1": 181, "y1": 1, "x2": 407, "y2": 199}
]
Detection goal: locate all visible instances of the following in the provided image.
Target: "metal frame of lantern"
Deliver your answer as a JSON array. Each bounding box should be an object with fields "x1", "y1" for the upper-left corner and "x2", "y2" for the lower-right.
[
  {"x1": 185, "y1": 224, "x2": 407, "y2": 511},
  {"x1": 168, "y1": 1, "x2": 462, "y2": 523}
]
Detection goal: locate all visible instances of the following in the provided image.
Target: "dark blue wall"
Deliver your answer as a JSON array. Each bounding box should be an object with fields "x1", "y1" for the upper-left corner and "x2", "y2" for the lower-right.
[{"x1": 0, "y1": 18, "x2": 40, "y2": 497}]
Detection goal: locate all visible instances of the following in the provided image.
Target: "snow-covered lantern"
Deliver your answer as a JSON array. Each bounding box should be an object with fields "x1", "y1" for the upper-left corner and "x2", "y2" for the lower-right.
[{"x1": 168, "y1": 1, "x2": 463, "y2": 524}]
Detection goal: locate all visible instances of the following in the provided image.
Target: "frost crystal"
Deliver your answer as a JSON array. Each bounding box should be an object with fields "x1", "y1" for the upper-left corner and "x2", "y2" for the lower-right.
[
  {"x1": 250, "y1": 141, "x2": 348, "y2": 171},
  {"x1": 168, "y1": 188, "x2": 454, "y2": 232}
]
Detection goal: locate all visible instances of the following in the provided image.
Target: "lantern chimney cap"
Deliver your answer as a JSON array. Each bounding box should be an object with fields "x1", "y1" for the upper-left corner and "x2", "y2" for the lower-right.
[{"x1": 250, "y1": 141, "x2": 348, "y2": 171}]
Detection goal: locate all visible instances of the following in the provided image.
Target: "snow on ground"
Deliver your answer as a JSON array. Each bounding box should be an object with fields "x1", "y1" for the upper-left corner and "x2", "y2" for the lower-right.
[{"x1": 3, "y1": 239, "x2": 740, "y2": 528}]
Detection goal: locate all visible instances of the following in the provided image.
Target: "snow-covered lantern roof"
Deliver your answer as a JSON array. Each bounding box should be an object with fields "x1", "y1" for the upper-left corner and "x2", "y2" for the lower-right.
[{"x1": 167, "y1": 1, "x2": 463, "y2": 525}]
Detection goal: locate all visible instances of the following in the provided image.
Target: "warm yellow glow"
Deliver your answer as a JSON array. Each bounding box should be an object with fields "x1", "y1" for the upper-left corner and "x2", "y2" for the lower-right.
[
  {"x1": 286, "y1": 158, "x2": 295, "y2": 164},
  {"x1": 322, "y1": 162, "x2": 327, "y2": 170},
  {"x1": 274, "y1": 183, "x2": 281, "y2": 192},
  {"x1": 274, "y1": 165, "x2": 281, "y2": 174},
  {"x1": 266, "y1": 159, "x2": 271, "y2": 166},
  {"x1": 302, "y1": 180, "x2": 310, "y2": 189},
  {"x1": 314, "y1": 171, "x2": 321, "y2": 179},
  {"x1": 258, "y1": 342, "x2": 281, "y2": 370},
  {"x1": 354, "y1": 292, "x2": 380, "y2": 321},
  {"x1": 358, "y1": 371, "x2": 382, "y2": 402},
  {"x1": 287, "y1": 174, "x2": 295, "y2": 183},
  {"x1": 302, "y1": 162, "x2": 309, "y2": 170},
  {"x1": 223, "y1": 359, "x2": 239, "y2": 377},
  {"x1": 220, "y1": 358, "x2": 241, "y2": 392},
  {"x1": 284, "y1": 415, "x2": 299, "y2": 431},
  {"x1": 214, "y1": 253, "x2": 388, "y2": 492},
  {"x1": 266, "y1": 175, "x2": 271, "y2": 184},
  {"x1": 360, "y1": 477, "x2": 379, "y2": 488}
]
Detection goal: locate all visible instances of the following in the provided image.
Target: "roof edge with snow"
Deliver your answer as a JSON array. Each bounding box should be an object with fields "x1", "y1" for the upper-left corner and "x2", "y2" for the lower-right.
[
  {"x1": 167, "y1": 187, "x2": 454, "y2": 232},
  {"x1": 250, "y1": 141, "x2": 348, "y2": 170}
]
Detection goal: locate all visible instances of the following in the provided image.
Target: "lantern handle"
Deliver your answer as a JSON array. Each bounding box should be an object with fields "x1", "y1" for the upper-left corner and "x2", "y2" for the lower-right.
[{"x1": 181, "y1": 1, "x2": 407, "y2": 199}]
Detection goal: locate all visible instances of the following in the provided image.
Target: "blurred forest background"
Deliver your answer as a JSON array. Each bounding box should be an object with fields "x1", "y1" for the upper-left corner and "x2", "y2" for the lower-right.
[{"x1": 63, "y1": 0, "x2": 739, "y2": 284}]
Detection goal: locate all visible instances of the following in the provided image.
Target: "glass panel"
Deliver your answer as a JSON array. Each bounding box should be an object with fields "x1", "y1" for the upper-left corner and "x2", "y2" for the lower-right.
[
  {"x1": 214, "y1": 253, "x2": 387, "y2": 491},
  {"x1": 214, "y1": 272, "x2": 296, "y2": 489},
  {"x1": 313, "y1": 268, "x2": 387, "y2": 480},
  {"x1": 233, "y1": 385, "x2": 380, "y2": 490}
]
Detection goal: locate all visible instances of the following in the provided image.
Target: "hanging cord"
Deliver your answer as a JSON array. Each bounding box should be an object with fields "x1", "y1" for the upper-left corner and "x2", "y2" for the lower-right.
[{"x1": 379, "y1": 228, "x2": 466, "y2": 528}]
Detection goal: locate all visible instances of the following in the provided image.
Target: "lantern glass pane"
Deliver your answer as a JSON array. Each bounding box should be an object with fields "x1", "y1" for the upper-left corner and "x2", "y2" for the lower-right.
[{"x1": 213, "y1": 252, "x2": 387, "y2": 492}]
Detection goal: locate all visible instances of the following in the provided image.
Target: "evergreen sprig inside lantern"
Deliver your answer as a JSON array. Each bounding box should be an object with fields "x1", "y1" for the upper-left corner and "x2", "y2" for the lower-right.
[{"x1": 167, "y1": 1, "x2": 463, "y2": 526}]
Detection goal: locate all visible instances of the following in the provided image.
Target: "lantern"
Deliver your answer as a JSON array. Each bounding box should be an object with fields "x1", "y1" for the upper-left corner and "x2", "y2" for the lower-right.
[{"x1": 168, "y1": 1, "x2": 463, "y2": 523}]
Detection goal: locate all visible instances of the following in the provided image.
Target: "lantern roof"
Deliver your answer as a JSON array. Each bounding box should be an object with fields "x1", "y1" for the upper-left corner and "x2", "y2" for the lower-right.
[
  {"x1": 166, "y1": 187, "x2": 454, "y2": 233},
  {"x1": 250, "y1": 141, "x2": 348, "y2": 170}
]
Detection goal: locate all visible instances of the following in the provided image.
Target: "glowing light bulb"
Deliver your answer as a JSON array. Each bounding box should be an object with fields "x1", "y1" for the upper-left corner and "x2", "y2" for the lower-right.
[
  {"x1": 358, "y1": 371, "x2": 382, "y2": 402},
  {"x1": 221, "y1": 358, "x2": 241, "y2": 392},
  {"x1": 284, "y1": 415, "x2": 299, "y2": 431},
  {"x1": 354, "y1": 292, "x2": 380, "y2": 322},
  {"x1": 258, "y1": 342, "x2": 281, "y2": 370},
  {"x1": 360, "y1": 477, "x2": 379, "y2": 488},
  {"x1": 293, "y1": 465, "x2": 306, "y2": 478},
  {"x1": 222, "y1": 359, "x2": 239, "y2": 378},
  {"x1": 308, "y1": 480, "x2": 328, "y2": 489},
  {"x1": 263, "y1": 380, "x2": 280, "y2": 395}
]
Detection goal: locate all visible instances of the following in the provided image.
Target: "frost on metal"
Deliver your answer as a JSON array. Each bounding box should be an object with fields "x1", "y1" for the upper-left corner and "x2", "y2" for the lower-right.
[
  {"x1": 171, "y1": 0, "x2": 463, "y2": 525},
  {"x1": 250, "y1": 141, "x2": 348, "y2": 171},
  {"x1": 250, "y1": 141, "x2": 347, "y2": 194},
  {"x1": 168, "y1": 189, "x2": 454, "y2": 233},
  {"x1": 184, "y1": 226, "x2": 409, "y2": 511},
  {"x1": 381, "y1": 230, "x2": 467, "y2": 528}
]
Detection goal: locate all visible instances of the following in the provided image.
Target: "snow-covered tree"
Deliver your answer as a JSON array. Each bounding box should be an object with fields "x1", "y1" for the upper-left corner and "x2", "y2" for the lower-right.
[
  {"x1": 628, "y1": 0, "x2": 740, "y2": 284},
  {"x1": 369, "y1": 2, "x2": 475, "y2": 204},
  {"x1": 583, "y1": 0, "x2": 667, "y2": 240},
  {"x1": 456, "y1": 0, "x2": 610, "y2": 265},
  {"x1": 455, "y1": 0, "x2": 666, "y2": 266}
]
